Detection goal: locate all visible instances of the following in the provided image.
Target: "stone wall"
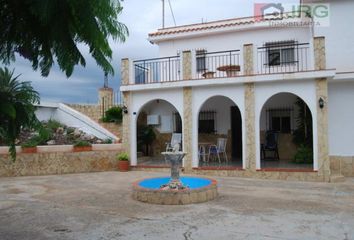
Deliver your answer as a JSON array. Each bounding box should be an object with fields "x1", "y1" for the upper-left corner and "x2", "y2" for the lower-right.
[
  {"x1": 67, "y1": 104, "x2": 102, "y2": 122},
  {"x1": 0, "y1": 150, "x2": 122, "y2": 178},
  {"x1": 330, "y1": 156, "x2": 354, "y2": 177}
]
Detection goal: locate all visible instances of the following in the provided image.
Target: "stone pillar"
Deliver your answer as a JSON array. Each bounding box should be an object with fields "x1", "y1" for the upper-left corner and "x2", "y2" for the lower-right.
[
  {"x1": 121, "y1": 58, "x2": 132, "y2": 153},
  {"x1": 244, "y1": 83, "x2": 256, "y2": 171},
  {"x1": 182, "y1": 51, "x2": 192, "y2": 80},
  {"x1": 183, "y1": 87, "x2": 193, "y2": 171},
  {"x1": 98, "y1": 87, "x2": 113, "y2": 113},
  {"x1": 121, "y1": 58, "x2": 130, "y2": 85},
  {"x1": 314, "y1": 37, "x2": 326, "y2": 70},
  {"x1": 314, "y1": 37, "x2": 330, "y2": 181},
  {"x1": 243, "y1": 44, "x2": 257, "y2": 170},
  {"x1": 243, "y1": 44, "x2": 254, "y2": 75},
  {"x1": 316, "y1": 78, "x2": 330, "y2": 180},
  {"x1": 122, "y1": 91, "x2": 131, "y2": 153}
]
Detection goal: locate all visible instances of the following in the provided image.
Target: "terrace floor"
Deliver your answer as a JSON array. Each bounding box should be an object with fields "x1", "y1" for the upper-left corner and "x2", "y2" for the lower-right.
[
  {"x1": 0, "y1": 171, "x2": 353, "y2": 240},
  {"x1": 138, "y1": 156, "x2": 313, "y2": 170}
]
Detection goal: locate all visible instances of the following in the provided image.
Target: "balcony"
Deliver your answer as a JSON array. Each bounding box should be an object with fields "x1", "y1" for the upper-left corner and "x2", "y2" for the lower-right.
[{"x1": 129, "y1": 42, "x2": 313, "y2": 85}]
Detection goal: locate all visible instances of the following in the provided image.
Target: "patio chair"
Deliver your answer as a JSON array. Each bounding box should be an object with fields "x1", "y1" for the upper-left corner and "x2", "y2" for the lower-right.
[
  {"x1": 198, "y1": 144, "x2": 210, "y2": 163},
  {"x1": 165, "y1": 133, "x2": 182, "y2": 152},
  {"x1": 261, "y1": 131, "x2": 279, "y2": 160},
  {"x1": 208, "y1": 138, "x2": 228, "y2": 163}
]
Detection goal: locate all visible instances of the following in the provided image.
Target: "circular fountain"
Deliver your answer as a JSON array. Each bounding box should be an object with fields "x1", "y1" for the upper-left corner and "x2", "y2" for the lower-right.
[{"x1": 132, "y1": 145, "x2": 218, "y2": 205}]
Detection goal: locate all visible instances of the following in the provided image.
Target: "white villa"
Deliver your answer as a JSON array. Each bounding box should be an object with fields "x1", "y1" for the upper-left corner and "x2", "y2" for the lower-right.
[{"x1": 120, "y1": 0, "x2": 354, "y2": 181}]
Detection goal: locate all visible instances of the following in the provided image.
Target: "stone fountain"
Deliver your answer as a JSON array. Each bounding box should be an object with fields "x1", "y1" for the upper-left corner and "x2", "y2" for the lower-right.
[{"x1": 132, "y1": 144, "x2": 218, "y2": 205}]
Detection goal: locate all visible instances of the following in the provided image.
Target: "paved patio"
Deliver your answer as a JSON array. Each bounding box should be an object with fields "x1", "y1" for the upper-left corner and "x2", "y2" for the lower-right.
[{"x1": 0, "y1": 171, "x2": 353, "y2": 240}]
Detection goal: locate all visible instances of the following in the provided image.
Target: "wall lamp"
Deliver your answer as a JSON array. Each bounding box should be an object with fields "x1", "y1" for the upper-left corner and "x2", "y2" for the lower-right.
[
  {"x1": 319, "y1": 97, "x2": 325, "y2": 109},
  {"x1": 122, "y1": 105, "x2": 128, "y2": 114}
]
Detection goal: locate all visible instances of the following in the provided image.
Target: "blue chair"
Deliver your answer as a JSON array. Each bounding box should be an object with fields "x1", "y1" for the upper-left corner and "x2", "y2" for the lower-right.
[{"x1": 261, "y1": 131, "x2": 279, "y2": 160}]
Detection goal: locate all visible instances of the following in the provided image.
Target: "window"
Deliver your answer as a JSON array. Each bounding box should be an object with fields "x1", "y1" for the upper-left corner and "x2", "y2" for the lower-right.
[
  {"x1": 199, "y1": 110, "x2": 216, "y2": 133},
  {"x1": 265, "y1": 41, "x2": 296, "y2": 66},
  {"x1": 266, "y1": 108, "x2": 293, "y2": 133},
  {"x1": 196, "y1": 49, "x2": 207, "y2": 72}
]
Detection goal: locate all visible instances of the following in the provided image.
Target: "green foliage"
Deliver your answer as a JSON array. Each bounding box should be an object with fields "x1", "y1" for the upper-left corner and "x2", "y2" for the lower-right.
[
  {"x1": 21, "y1": 137, "x2": 39, "y2": 148},
  {"x1": 67, "y1": 127, "x2": 75, "y2": 135},
  {"x1": 74, "y1": 140, "x2": 92, "y2": 147},
  {"x1": 137, "y1": 125, "x2": 156, "y2": 155},
  {"x1": 37, "y1": 127, "x2": 53, "y2": 144},
  {"x1": 0, "y1": 67, "x2": 40, "y2": 160},
  {"x1": 0, "y1": 0, "x2": 128, "y2": 77},
  {"x1": 117, "y1": 152, "x2": 129, "y2": 161},
  {"x1": 103, "y1": 138, "x2": 113, "y2": 144},
  {"x1": 45, "y1": 119, "x2": 62, "y2": 131},
  {"x1": 102, "y1": 106, "x2": 123, "y2": 123},
  {"x1": 294, "y1": 144, "x2": 313, "y2": 164},
  {"x1": 293, "y1": 97, "x2": 313, "y2": 147}
]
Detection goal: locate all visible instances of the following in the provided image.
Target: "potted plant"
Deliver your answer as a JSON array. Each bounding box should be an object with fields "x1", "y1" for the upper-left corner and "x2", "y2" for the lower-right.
[
  {"x1": 21, "y1": 138, "x2": 39, "y2": 153},
  {"x1": 73, "y1": 140, "x2": 92, "y2": 152},
  {"x1": 117, "y1": 152, "x2": 130, "y2": 172}
]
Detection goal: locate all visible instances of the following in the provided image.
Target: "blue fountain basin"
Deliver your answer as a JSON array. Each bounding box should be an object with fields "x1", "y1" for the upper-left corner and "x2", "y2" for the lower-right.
[{"x1": 138, "y1": 177, "x2": 212, "y2": 190}]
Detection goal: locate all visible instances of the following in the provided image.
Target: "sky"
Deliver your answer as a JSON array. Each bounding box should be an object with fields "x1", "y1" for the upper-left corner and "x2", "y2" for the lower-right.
[{"x1": 7, "y1": 0, "x2": 298, "y2": 104}]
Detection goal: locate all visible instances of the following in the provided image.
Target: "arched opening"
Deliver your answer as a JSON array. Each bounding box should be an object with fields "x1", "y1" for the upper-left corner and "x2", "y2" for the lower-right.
[
  {"x1": 259, "y1": 93, "x2": 313, "y2": 169},
  {"x1": 136, "y1": 99, "x2": 182, "y2": 166},
  {"x1": 197, "y1": 96, "x2": 242, "y2": 168}
]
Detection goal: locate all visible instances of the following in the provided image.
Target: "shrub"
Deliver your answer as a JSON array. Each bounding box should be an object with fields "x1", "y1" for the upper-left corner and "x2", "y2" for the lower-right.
[
  {"x1": 46, "y1": 119, "x2": 62, "y2": 131},
  {"x1": 21, "y1": 137, "x2": 40, "y2": 148},
  {"x1": 103, "y1": 138, "x2": 113, "y2": 144},
  {"x1": 38, "y1": 127, "x2": 53, "y2": 144},
  {"x1": 102, "y1": 106, "x2": 122, "y2": 123},
  {"x1": 117, "y1": 152, "x2": 129, "y2": 161},
  {"x1": 294, "y1": 144, "x2": 313, "y2": 164},
  {"x1": 74, "y1": 140, "x2": 92, "y2": 147}
]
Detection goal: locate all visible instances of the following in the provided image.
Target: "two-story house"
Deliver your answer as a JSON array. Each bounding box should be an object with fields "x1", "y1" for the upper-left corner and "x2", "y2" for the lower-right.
[{"x1": 120, "y1": 0, "x2": 354, "y2": 182}]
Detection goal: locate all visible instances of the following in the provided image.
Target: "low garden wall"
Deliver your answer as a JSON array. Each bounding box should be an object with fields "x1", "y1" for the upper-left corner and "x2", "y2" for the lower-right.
[{"x1": 0, "y1": 144, "x2": 123, "y2": 178}]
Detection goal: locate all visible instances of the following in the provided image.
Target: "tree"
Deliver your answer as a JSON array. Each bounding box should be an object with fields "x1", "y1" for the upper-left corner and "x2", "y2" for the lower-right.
[
  {"x1": 0, "y1": 0, "x2": 128, "y2": 77},
  {"x1": 0, "y1": 67, "x2": 40, "y2": 160}
]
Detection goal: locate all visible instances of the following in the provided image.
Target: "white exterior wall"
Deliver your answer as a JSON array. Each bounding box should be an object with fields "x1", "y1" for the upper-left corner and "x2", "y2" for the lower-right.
[
  {"x1": 314, "y1": 0, "x2": 354, "y2": 72},
  {"x1": 192, "y1": 85, "x2": 245, "y2": 168},
  {"x1": 255, "y1": 80, "x2": 318, "y2": 170},
  {"x1": 328, "y1": 81, "x2": 354, "y2": 156},
  {"x1": 158, "y1": 27, "x2": 312, "y2": 58},
  {"x1": 129, "y1": 88, "x2": 184, "y2": 166}
]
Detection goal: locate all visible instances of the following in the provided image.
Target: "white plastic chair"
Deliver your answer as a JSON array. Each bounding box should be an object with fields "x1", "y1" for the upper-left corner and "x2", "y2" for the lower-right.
[
  {"x1": 208, "y1": 138, "x2": 228, "y2": 163},
  {"x1": 166, "y1": 133, "x2": 182, "y2": 152}
]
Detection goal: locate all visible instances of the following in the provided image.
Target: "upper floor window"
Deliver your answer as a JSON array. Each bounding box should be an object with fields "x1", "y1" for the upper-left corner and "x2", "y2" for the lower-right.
[
  {"x1": 196, "y1": 49, "x2": 207, "y2": 72},
  {"x1": 265, "y1": 41, "x2": 296, "y2": 66}
]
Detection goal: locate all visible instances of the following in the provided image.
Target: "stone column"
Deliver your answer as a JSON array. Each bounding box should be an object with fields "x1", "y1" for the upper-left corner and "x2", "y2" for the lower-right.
[
  {"x1": 121, "y1": 58, "x2": 130, "y2": 85},
  {"x1": 243, "y1": 44, "x2": 254, "y2": 75},
  {"x1": 243, "y1": 44, "x2": 257, "y2": 171},
  {"x1": 183, "y1": 87, "x2": 193, "y2": 171},
  {"x1": 182, "y1": 51, "x2": 192, "y2": 80},
  {"x1": 314, "y1": 37, "x2": 326, "y2": 70},
  {"x1": 122, "y1": 91, "x2": 132, "y2": 153},
  {"x1": 314, "y1": 37, "x2": 330, "y2": 181},
  {"x1": 98, "y1": 87, "x2": 113, "y2": 112},
  {"x1": 121, "y1": 58, "x2": 131, "y2": 154},
  {"x1": 244, "y1": 83, "x2": 256, "y2": 171}
]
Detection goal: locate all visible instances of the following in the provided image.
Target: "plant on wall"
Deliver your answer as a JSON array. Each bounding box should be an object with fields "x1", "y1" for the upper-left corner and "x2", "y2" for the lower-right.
[
  {"x1": 292, "y1": 97, "x2": 313, "y2": 163},
  {"x1": 102, "y1": 106, "x2": 123, "y2": 123}
]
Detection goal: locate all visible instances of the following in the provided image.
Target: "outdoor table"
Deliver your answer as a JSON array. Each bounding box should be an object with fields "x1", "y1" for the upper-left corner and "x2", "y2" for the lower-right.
[{"x1": 217, "y1": 65, "x2": 240, "y2": 77}]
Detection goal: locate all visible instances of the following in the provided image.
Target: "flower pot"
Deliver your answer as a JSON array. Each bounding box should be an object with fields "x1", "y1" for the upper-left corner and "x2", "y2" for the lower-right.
[
  {"x1": 22, "y1": 147, "x2": 37, "y2": 154},
  {"x1": 118, "y1": 160, "x2": 130, "y2": 172},
  {"x1": 73, "y1": 146, "x2": 92, "y2": 152}
]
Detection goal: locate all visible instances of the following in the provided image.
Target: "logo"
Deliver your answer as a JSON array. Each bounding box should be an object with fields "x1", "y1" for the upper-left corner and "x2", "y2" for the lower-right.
[{"x1": 254, "y1": 2, "x2": 330, "y2": 27}]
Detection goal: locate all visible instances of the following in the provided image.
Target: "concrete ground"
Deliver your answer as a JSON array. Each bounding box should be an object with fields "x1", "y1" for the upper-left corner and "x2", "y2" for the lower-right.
[{"x1": 0, "y1": 172, "x2": 353, "y2": 240}]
